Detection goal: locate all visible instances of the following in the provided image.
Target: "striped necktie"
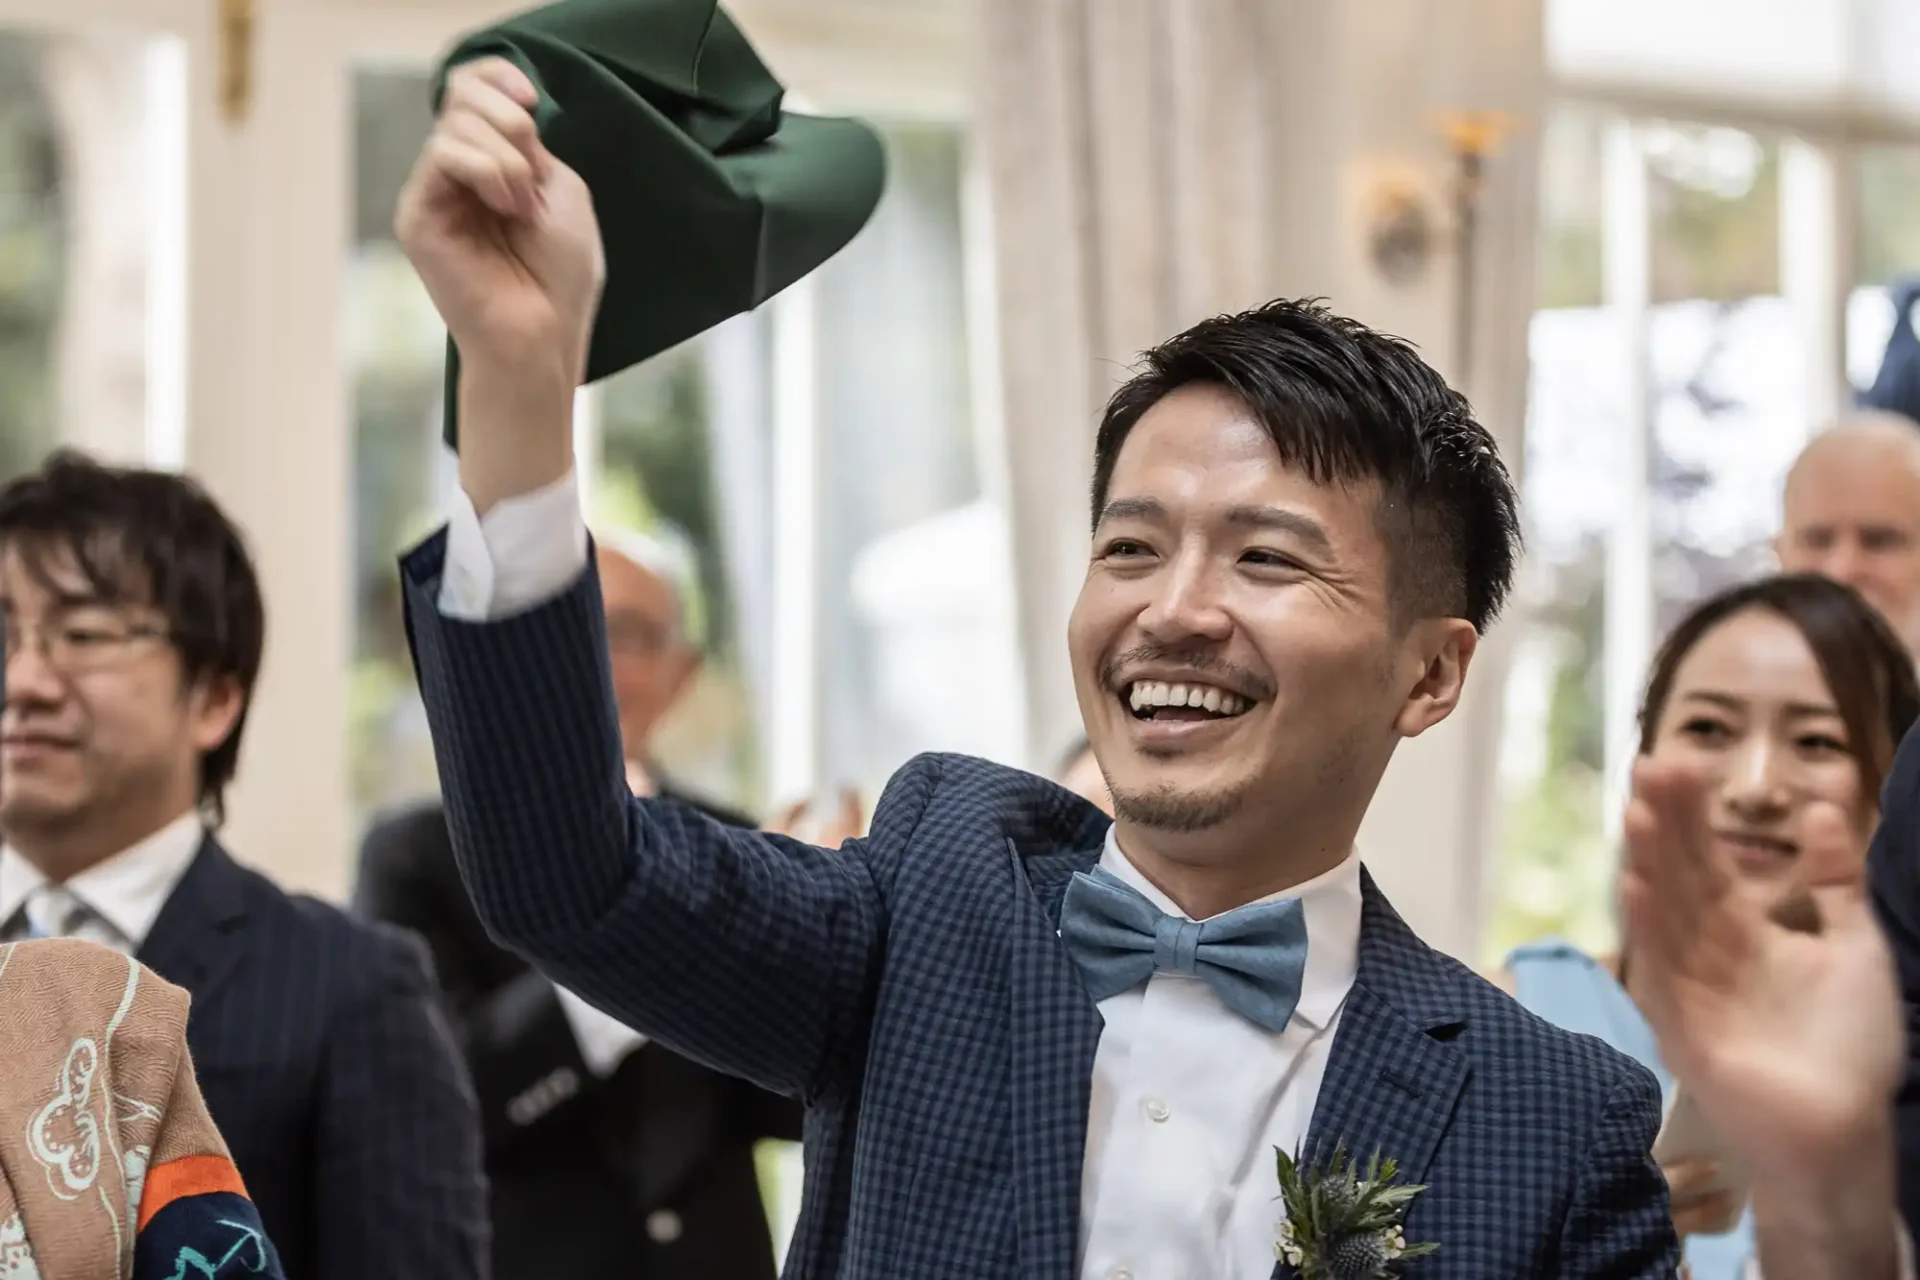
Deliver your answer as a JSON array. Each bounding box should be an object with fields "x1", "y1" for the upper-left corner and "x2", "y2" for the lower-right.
[{"x1": 22, "y1": 884, "x2": 89, "y2": 940}]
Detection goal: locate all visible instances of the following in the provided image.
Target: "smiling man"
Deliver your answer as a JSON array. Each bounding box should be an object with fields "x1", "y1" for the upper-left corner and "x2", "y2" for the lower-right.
[{"x1": 394, "y1": 57, "x2": 1678, "y2": 1279}]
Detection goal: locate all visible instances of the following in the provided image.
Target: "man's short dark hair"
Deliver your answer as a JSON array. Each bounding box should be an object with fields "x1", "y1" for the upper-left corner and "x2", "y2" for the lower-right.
[
  {"x1": 0, "y1": 450, "x2": 265, "y2": 824},
  {"x1": 1089, "y1": 298, "x2": 1521, "y2": 632}
]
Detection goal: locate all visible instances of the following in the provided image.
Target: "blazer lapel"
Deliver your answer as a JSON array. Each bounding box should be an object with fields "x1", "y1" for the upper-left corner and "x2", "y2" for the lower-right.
[
  {"x1": 137, "y1": 837, "x2": 252, "y2": 1010},
  {"x1": 1302, "y1": 872, "x2": 1469, "y2": 1188},
  {"x1": 1006, "y1": 836, "x2": 1104, "y2": 1279}
]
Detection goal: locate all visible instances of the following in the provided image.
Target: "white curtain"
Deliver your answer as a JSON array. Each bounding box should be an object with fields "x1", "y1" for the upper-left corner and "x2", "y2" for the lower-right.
[{"x1": 973, "y1": 0, "x2": 1546, "y2": 957}]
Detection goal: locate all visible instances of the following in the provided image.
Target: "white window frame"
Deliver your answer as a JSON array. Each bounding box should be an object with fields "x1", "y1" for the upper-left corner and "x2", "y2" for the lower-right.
[{"x1": 1545, "y1": 75, "x2": 1920, "y2": 835}]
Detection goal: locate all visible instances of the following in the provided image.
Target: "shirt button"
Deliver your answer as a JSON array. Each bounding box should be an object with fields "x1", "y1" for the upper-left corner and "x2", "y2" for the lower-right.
[
  {"x1": 1107, "y1": 1268, "x2": 1133, "y2": 1280},
  {"x1": 1143, "y1": 1098, "x2": 1171, "y2": 1123},
  {"x1": 646, "y1": 1209, "x2": 683, "y2": 1243}
]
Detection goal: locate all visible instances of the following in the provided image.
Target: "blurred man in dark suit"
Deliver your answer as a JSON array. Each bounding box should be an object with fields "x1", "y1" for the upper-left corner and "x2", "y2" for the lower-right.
[
  {"x1": 358, "y1": 527, "x2": 802, "y2": 1280},
  {"x1": 0, "y1": 452, "x2": 487, "y2": 1280}
]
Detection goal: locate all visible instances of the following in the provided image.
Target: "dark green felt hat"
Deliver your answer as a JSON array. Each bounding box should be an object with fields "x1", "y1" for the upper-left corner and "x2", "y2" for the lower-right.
[{"x1": 435, "y1": 0, "x2": 887, "y2": 447}]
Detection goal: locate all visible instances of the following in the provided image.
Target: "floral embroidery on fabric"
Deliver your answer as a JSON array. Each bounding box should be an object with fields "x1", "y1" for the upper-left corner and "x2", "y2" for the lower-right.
[
  {"x1": 28, "y1": 1040, "x2": 103, "y2": 1199},
  {"x1": 0, "y1": 1213, "x2": 39, "y2": 1278}
]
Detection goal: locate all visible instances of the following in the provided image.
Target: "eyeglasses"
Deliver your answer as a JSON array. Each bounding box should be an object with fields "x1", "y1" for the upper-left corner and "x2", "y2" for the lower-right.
[{"x1": 4, "y1": 609, "x2": 170, "y2": 675}]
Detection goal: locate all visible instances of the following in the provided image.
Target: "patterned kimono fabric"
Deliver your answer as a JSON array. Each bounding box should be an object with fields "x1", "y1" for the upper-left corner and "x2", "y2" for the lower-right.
[{"x1": 0, "y1": 938, "x2": 283, "y2": 1279}]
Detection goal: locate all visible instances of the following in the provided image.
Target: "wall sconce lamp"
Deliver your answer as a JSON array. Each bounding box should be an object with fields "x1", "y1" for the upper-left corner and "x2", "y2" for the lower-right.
[{"x1": 1432, "y1": 110, "x2": 1510, "y2": 381}]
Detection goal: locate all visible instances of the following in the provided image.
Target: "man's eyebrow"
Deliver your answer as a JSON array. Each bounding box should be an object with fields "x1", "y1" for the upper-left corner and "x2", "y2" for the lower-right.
[
  {"x1": 1222, "y1": 505, "x2": 1333, "y2": 557},
  {"x1": 1096, "y1": 496, "x2": 1166, "y2": 526},
  {"x1": 1096, "y1": 497, "x2": 1334, "y2": 556}
]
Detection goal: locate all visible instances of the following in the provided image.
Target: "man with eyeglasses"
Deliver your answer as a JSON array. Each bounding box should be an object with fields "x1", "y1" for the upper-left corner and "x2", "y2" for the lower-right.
[
  {"x1": 0, "y1": 451, "x2": 487, "y2": 1280},
  {"x1": 356, "y1": 526, "x2": 803, "y2": 1280}
]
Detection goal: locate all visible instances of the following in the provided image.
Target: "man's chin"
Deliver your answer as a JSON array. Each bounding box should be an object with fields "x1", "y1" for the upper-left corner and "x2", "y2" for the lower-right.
[
  {"x1": 1109, "y1": 782, "x2": 1247, "y2": 834},
  {"x1": 0, "y1": 793, "x2": 88, "y2": 835}
]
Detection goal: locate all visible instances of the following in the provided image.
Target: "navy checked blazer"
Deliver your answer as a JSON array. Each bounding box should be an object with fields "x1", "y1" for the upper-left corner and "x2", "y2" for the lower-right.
[{"x1": 402, "y1": 534, "x2": 1679, "y2": 1279}]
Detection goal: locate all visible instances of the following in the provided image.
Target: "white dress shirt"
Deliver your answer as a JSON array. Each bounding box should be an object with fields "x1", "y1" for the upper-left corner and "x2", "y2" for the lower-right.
[
  {"x1": 0, "y1": 810, "x2": 204, "y2": 953},
  {"x1": 1079, "y1": 827, "x2": 1362, "y2": 1280}
]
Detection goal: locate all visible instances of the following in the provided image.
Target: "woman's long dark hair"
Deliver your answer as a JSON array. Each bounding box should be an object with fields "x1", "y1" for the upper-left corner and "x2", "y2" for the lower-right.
[{"x1": 1638, "y1": 573, "x2": 1920, "y2": 804}]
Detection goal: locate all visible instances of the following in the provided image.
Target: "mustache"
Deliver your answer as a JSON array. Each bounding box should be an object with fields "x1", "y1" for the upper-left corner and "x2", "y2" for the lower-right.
[{"x1": 1099, "y1": 644, "x2": 1275, "y2": 702}]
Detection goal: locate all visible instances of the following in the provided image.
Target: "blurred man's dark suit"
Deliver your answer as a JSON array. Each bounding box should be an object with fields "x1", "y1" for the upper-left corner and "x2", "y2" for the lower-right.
[
  {"x1": 139, "y1": 836, "x2": 488, "y2": 1280},
  {"x1": 1871, "y1": 722, "x2": 1920, "y2": 1238},
  {"x1": 357, "y1": 785, "x2": 803, "y2": 1280}
]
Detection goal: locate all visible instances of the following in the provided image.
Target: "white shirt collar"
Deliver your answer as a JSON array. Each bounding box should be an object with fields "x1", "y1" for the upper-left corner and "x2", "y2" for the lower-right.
[
  {"x1": 1099, "y1": 826, "x2": 1363, "y2": 1032},
  {"x1": 0, "y1": 810, "x2": 205, "y2": 949}
]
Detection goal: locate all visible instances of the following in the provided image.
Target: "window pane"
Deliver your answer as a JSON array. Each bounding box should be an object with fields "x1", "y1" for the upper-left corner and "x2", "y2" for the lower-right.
[
  {"x1": 1850, "y1": 146, "x2": 1920, "y2": 405},
  {"x1": 0, "y1": 28, "x2": 177, "y2": 481},
  {"x1": 1548, "y1": 0, "x2": 1920, "y2": 124},
  {"x1": 1486, "y1": 305, "x2": 1618, "y2": 961},
  {"x1": 347, "y1": 66, "x2": 443, "y2": 824},
  {"x1": 596, "y1": 341, "x2": 763, "y2": 811},
  {"x1": 1537, "y1": 107, "x2": 1605, "y2": 309},
  {"x1": 1490, "y1": 115, "x2": 1812, "y2": 963},
  {"x1": 1647, "y1": 124, "x2": 1779, "y2": 304},
  {"x1": 812, "y1": 122, "x2": 1021, "y2": 795},
  {"x1": 1859, "y1": 146, "x2": 1920, "y2": 287},
  {"x1": 0, "y1": 32, "x2": 60, "y2": 482}
]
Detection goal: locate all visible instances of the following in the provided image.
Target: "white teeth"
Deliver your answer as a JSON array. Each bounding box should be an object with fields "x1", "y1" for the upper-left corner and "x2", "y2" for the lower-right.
[{"x1": 1124, "y1": 680, "x2": 1251, "y2": 716}]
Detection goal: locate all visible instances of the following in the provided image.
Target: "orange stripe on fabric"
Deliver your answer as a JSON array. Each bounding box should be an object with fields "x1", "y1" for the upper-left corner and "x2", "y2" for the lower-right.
[{"x1": 136, "y1": 1153, "x2": 250, "y2": 1231}]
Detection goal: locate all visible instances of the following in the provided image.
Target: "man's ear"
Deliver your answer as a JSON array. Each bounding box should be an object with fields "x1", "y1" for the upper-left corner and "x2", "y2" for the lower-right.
[
  {"x1": 1391, "y1": 619, "x2": 1478, "y2": 739},
  {"x1": 189, "y1": 673, "x2": 245, "y2": 755},
  {"x1": 663, "y1": 647, "x2": 702, "y2": 706}
]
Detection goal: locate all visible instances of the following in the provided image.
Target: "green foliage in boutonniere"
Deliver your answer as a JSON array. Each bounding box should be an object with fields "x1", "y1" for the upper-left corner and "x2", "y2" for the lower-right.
[{"x1": 1273, "y1": 1140, "x2": 1438, "y2": 1278}]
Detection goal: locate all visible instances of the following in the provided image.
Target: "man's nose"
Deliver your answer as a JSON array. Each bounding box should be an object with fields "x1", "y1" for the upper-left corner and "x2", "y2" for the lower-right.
[
  {"x1": 3, "y1": 628, "x2": 67, "y2": 708},
  {"x1": 1137, "y1": 556, "x2": 1232, "y2": 644},
  {"x1": 1817, "y1": 539, "x2": 1867, "y2": 587}
]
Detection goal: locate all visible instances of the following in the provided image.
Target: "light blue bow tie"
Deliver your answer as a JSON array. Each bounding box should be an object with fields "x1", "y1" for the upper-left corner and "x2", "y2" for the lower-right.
[{"x1": 1059, "y1": 867, "x2": 1310, "y2": 1033}]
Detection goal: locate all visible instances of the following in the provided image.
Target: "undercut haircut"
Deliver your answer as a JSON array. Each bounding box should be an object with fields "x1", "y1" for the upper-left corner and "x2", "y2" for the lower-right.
[{"x1": 1089, "y1": 298, "x2": 1521, "y2": 632}]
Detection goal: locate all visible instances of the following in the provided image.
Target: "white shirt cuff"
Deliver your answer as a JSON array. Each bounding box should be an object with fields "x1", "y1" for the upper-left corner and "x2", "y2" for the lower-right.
[
  {"x1": 554, "y1": 984, "x2": 649, "y2": 1078},
  {"x1": 437, "y1": 470, "x2": 590, "y2": 620}
]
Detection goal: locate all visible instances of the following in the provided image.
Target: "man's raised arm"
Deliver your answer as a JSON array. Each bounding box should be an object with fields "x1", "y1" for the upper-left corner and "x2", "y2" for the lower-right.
[{"x1": 390, "y1": 57, "x2": 894, "y2": 1100}]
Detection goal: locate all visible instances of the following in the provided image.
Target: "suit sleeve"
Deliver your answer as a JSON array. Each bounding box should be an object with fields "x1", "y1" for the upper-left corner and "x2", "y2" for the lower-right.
[
  {"x1": 402, "y1": 528, "x2": 917, "y2": 1100},
  {"x1": 355, "y1": 808, "x2": 611, "y2": 1152},
  {"x1": 1872, "y1": 723, "x2": 1920, "y2": 1242},
  {"x1": 1554, "y1": 1064, "x2": 1682, "y2": 1278},
  {"x1": 312, "y1": 929, "x2": 489, "y2": 1280},
  {"x1": 133, "y1": 1001, "x2": 287, "y2": 1280}
]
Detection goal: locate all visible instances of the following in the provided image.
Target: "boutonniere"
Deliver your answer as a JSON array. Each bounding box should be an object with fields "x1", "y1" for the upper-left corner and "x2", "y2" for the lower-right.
[{"x1": 1272, "y1": 1140, "x2": 1437, "y2": 1278}]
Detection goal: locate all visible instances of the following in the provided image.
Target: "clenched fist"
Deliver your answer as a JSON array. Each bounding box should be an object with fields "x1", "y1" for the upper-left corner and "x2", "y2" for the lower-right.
[{"x1": 395, "y1": 57, "x2": 604, "y2": 382}]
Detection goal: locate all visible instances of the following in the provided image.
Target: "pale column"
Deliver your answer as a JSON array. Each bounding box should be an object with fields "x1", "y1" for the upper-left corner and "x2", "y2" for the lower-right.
[
  {"x1": 1779, "y1": 138, "x2": 1856, "y2": 434},
  {"x1": 183, "y1": 0, "x2": 353, "y2": 899},
  {"x1": 1598, "y1": 117, "x2": 1652, "y2": 844},
  {"x1": 42, "y1": 28, "x2": 153, "y2": 463},
  {"x1": 768, "y1": 280, "x2": 822, "y2": 804},
  {"x1": 1342, "y1": 0, "x2": 1545, "y2": 961}
]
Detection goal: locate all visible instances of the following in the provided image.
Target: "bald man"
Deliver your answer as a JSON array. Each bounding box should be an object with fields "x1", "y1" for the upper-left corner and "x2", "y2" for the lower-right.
[
  {"x1": 355, "y1": 532, "x2": 801, "y2": 1280},
  {"x1": 1777, "y1": 411, "x2": 1920, "y2": 658}
]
